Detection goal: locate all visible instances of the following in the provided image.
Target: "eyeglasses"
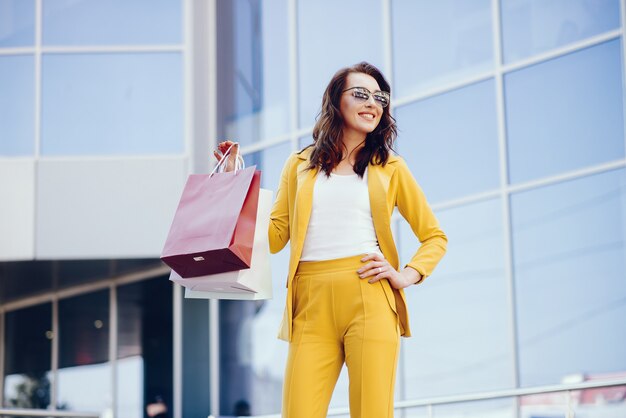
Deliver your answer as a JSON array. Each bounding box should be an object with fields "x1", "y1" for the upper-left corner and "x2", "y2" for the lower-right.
[{"x1": 343, "y1": 86, "x2": 391, "y2": 108}]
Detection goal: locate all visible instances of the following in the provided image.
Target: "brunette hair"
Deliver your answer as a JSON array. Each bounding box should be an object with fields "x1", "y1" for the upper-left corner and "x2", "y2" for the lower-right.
[{"x1": 299, "y1": 61, "x2": 398, "y2": 178}]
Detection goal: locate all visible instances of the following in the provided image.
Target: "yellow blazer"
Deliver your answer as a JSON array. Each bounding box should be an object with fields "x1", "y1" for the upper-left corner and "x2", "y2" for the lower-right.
[{"x1": 268, "y1": 146, "x2": 447, "y2": 342}]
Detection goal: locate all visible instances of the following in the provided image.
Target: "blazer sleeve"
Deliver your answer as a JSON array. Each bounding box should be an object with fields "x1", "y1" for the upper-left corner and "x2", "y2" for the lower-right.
[
  {"x1": 394, "y1": 157, "x2": 448, "y2": 284},
  {"x1": 268, "y1": 153, "x2": 294, "y2": 254}
]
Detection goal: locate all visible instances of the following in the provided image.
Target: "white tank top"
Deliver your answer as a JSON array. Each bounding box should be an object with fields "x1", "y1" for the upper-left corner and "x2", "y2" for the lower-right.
[{"x1": 300, "y1": 165, "x2": 383, "y2": 261}]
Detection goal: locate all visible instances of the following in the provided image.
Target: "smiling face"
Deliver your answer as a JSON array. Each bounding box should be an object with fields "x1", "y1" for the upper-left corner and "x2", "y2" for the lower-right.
[{"x1": 339, "y1": 72, "x2": 384, "y2": 137}]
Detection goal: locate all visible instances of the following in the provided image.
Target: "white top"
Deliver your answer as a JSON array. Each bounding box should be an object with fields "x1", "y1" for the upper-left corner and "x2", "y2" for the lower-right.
[{"x1": 300, "y1": 166, "x2": 384, "y2": 261}]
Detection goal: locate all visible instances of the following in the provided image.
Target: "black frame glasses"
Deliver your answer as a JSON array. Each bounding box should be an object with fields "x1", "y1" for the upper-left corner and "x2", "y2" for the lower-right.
[{"x1": 342, "y1": 86, "x2": 391, "y2": 108}]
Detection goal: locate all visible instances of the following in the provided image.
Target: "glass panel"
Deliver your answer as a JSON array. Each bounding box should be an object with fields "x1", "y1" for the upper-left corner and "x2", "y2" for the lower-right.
[
  {"x1": 505, "y1": 39, "x2": 624, "y2": 184},
  {"x1": 298, "y1": 0, "x2": 385, "y2": 129},
  {"x1": 3, "y1": 303, "x2": 52, "y2": 409},
  {"x1": 0, "y1": 0, "x2": 35, "y2": 47},
  {"x1": 217, "y1": 0, "x2": 291, "y2": 145},
  {"x1": 501, "y1": 0, "x2": 621, "y2": 63},
  {"x1": 395, "y1": 79, "x2": 500, "y2": 204},
  {"x1": 0, "y1": 260, "x2": 54, "y2": 304},
  {"x1": 57, "y1": 260, "x2": 112, "y2": 289},
  {"x1": 511, "y1": 168, "x2": 626, "y2": 387},
  {"x1": 117, "y1": 276, "x2": 173, "y2": 418},
  {"x1": 41, "y1": 52, "x2": 184, "y2": 156},
  {"x1": 433, "y1": 398, "x2": 515, "y2": 417},
  {"x1": 520, "y1": 387, "x2": 626, "y2": 417},
  {"x1": 42, "y1": 0, "x2": 182, "y2": 46},
  {"x1": 392, "y1": 0, "x2": 494, "y2": 97},
  {"x1": 400, "y1": 198, "x2": 514, "y2": 399},
  {"x1": 58, "y1": 290, "x2": 111, "y2": 413},
  {"x1": 402, "y1": 406, "x2": 429, "y2": 418},
  {"x1": 221, "y1": 141, "x2": 292, "y2": 415},
  {"x1": 0, "y1": 55, "x2": 34, "y2": 156},
  {"x1": 298, "y1": 135, "x2": 313, "y2": 150}
]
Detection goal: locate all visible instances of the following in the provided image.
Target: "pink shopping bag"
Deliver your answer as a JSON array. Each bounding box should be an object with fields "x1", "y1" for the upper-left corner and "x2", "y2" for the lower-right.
[{"x1": 161, "y1": 149, "x2": 261, "y2": 278}]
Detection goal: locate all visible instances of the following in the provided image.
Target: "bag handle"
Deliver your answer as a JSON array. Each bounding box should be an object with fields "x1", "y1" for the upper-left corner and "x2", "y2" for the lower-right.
[{"x1": 210, "y1": 143, "x2": 245, "y2": 177}]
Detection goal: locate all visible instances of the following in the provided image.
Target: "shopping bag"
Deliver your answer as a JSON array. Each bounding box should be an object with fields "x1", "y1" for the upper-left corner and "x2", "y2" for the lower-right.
[
  {"x1": 161, "y1": 145, "x2": 261, "y2": 278},
  {"x1": 170, "y1": 188, "x2": 273, "y2": 300}
]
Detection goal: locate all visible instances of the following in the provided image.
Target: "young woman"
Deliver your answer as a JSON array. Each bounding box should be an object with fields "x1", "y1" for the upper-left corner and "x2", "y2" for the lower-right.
[{"x1": 215, "y1": 62, "x2": 447, "y2": 418}]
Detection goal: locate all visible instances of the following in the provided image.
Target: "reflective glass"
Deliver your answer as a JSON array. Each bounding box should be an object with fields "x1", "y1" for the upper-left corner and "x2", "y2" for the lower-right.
[
  {"x1": 400, "y1": 198, "x2": 514, "y2": 399},
  {"x1": 520, "y1": 387, "x2": 626, "y2": 417},
  {"x1": 501, "y1": 0, "x2": 620, "y2": 63},
  {"x1": 3, "y1": 303, "x2": 52, "y2": 409},
  {"x1": 511, "y1": 168, "x2": 626, "y2": 387},
  {"x1": 217, "y1": 0, "x2": 291, "y2": 145},
  {"x1": 433, "y1": 398, "x2": 515, "y2": 417},
  {"x1": 395, "y1": 79, "x2": 500, "y2": 204},
  {"x1": 0, "y1": 261, "x2": 54, "y2": 303},
  {"x1": 0, "y1": 0, "x2": 34, "y2": 47},
  {"x1": 42, "y1": 0, "x2": 182, "y2": 45},
  {"x1": 392, "y1": 0, "x2": 494, "y2": 97},
  {"x1": 41, "y1": 53, "x2": 184, "y2": 156},
  {"x1": 0, "y1": 55, "x2": 34, "y2": 156},
  {"x1": 298, "y1": 135, "x2": 313, "y2": 150},
  {"x1": 58, "y1": 290, "x2": 111, "y2": 412},
  {"x1": 298, "y1": 0, "x2": 385, "y2": 129},
  {"x1": 117, "y1": 277, "x2": 173, "y2": 418},
  {"x1": 505, "y1": 39, "x2": 624, "y2": 184},
  {"x1": 222, "y1": 141, "x2": 293, "y2": 415}
]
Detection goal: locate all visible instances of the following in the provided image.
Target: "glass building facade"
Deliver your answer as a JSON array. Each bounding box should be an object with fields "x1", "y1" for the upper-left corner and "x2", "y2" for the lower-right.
[{"x1": 1, "y1": 1, "x2": 625, "y2": 417}]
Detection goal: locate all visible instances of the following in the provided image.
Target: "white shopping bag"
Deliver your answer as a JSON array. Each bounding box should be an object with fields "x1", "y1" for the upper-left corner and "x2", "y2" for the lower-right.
[{"x1": 169, "y1": 188, "x2": 273, "y2": 300}]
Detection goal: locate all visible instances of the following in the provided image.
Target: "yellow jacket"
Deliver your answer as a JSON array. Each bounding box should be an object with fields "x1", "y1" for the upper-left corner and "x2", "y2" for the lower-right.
[{"x1": 268, "y1": 146, "x2": 447, "y2": 342}]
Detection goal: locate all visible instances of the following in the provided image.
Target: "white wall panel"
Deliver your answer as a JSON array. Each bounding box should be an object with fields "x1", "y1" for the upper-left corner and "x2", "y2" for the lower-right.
[
  {"x1": 36, "y1": 158, "x2": 187, "y2": 259},
  {"x1": 0, "y1": 159, "x2": 36, "y2": 261}
]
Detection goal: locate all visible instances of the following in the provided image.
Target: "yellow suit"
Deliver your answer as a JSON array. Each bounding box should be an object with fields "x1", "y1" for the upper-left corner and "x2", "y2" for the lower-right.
[{"x1": 268, "y1": 146, "x2": 448, "y2": 342}]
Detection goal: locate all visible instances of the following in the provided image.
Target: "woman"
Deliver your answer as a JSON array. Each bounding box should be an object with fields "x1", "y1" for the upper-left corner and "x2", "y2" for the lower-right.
[{"x1": 214, "y1": 62, "x2": 447, "y2": 418}]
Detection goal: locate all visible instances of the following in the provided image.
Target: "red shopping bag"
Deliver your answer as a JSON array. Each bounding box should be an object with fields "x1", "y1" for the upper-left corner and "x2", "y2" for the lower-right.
[{"x1": 161, "y1": 161, "x2": 261, "y2": 278}]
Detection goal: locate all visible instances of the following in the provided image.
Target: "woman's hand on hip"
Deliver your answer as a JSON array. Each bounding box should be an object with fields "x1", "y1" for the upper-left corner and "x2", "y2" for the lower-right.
[{"x1": 356, "y1": 253, "x2": 422, "y2": 289}]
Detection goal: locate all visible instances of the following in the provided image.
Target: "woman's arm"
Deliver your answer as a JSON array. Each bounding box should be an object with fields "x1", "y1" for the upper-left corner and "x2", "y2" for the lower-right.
[{"x1": 395, "y1": 157, "x2": 448, "y2": 284}]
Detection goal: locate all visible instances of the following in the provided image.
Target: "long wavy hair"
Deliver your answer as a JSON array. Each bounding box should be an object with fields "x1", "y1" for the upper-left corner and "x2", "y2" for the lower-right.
[{"x1": 299, "y1": 61, "x2": 398, "y2": 178}]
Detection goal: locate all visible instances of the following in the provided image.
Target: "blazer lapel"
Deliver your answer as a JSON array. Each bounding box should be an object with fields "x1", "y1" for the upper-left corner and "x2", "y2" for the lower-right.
[{"x1": 367, "y1": 161, "x2": 397, "y2": 266}]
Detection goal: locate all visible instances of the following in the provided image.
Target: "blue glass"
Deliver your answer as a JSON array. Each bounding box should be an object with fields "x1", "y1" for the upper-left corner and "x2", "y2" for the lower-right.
[
  {"x1": 505, "y1": 39, "x2": 624, "y2": 184},
  {"x1": 501, "y1": 0, "x2": 620, "y2": 63},
  {"x1": 298, "y1": 0, "x2": 385, "y2": 129},
  {"x1": 0, "y1": 55, "x2": 34, "y2": 156},
  {"x1": 395, "y1": 79, "x2": 500, "y2": 204},
  {"x1": 433, "y1": 398, "x2": 515, "y2": 418},
  {"x1": 219, "y1": 0, "x2": 291, "y2": 145},
  {"x1": 58, "y1": 291, "x2": 111, "y2": 412},
  {"x1": 400, "y1": 198, "x2": 514, "y2": 398},
  {"x1": 0, "y1": 0, "x2": 34, "y2": 47},
  {"x1": 298, "y1": 135, "x2": 313, "y2": 150},
  {"x1": 511, "y1": 168, "x2": 626, "y2": 387},
  {"x1": 41, "y1": 53, "x2": 184, "y2": 156},
  {"x1": 392, "y1": 0, "x2": 494, "y2": 97},
  {"x1": 230, "y1": 141, "x2": 293, "y2": 414},
  {"x1": 3, "y1": 303, "x2": 52, "y2": 409},
  {"x1": 42, "y1": 0, "x2": 182, "y2": 45}
]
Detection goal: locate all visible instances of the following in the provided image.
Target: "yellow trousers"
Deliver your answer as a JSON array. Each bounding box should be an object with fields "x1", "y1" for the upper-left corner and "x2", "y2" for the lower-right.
[{"x1": 282, "y1": 254, "x2": 400, "y2": 418}]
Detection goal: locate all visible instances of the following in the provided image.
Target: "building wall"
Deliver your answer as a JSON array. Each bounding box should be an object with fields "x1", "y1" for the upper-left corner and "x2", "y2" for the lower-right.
[
  {"x1": 1, "y1": 1, "x2": 625, "y2": 418},
  {"x1": 216, "y1": 0, "x2": 626, "y2": 417}
]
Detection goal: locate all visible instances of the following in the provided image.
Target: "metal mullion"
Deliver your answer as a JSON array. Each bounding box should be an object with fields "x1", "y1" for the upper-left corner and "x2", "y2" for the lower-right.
[
  {"x1": 2, "y1": 265, "x2": 170, "y2": 313},
  {"x1": 40, "y1": 45, "x2": 184, "y2": 54},
  {"x1": 619, "y1": 0, "x2": 626, "y2": 158},
  {"x1": 490, "y1": 4, "x2": 520, "y2": 418},
  {"x1": 0, "y1": 310, "x2": 4, "y2": 407},
  {"x1": 173, "y1": 284, "x2": 183, "y2": 418},
  {"x1": 51, "y1": 297, "x2": 58, "y2": 411},
  {"x1": 109, "y1": 285, "x2": 118, "y2": 416},
  {"x1": 288, "y1": 0, "x2": 299, "y2": 152}
]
